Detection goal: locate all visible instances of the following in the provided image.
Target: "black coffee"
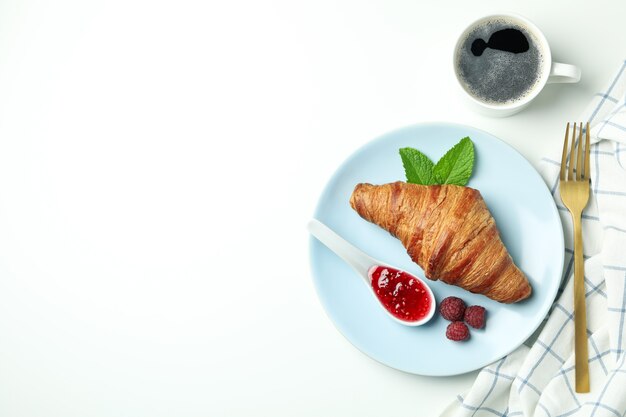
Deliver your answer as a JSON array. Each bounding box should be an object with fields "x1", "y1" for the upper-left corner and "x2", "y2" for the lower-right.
[{"x1": 456, "y1": 18, "x2": 544, "y2": 105}]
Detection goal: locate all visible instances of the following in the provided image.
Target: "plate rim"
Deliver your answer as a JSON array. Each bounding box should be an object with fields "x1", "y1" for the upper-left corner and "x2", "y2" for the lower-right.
[{"x1": 308, "y1": 121, "x2": 564, "y2": 376}]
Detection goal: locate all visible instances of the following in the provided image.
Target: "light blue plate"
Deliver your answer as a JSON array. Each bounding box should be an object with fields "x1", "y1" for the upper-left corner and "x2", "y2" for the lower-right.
[{"x1": 309, "y1": 122, "x2": 564, "y2": 376}]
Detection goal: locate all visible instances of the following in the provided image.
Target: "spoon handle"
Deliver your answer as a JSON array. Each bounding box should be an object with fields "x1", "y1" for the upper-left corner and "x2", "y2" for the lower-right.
[{"x1": 307, "y1": 219, "x2": 376, "y2": 280}]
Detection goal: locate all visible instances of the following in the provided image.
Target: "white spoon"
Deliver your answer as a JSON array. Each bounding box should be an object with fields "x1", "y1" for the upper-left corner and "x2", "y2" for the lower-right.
[{"x1": 307, "y1": 219, "x2": 436, "y2": 326}]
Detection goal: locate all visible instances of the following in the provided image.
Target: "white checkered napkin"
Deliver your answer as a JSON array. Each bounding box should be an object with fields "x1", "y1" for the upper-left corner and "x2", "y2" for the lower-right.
[{"x1": 440, "y1": 60, "x2": 626, "y2": 417}]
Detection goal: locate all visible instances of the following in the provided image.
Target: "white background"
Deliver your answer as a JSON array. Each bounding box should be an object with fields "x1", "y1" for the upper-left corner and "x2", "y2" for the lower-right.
[{"x1": 0, "y1": 0, "x2": 625, "y2": 415}]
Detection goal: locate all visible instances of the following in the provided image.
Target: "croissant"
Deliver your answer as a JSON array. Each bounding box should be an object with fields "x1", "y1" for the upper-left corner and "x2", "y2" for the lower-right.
[{"x1": 350, "y1": 182, "x2": 531, "y2": 303}]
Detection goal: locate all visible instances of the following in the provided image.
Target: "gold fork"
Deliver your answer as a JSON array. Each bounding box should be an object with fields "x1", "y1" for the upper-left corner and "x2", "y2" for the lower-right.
[{"x1": 559, "y1": 122, "x2": 591, "y2": 393}]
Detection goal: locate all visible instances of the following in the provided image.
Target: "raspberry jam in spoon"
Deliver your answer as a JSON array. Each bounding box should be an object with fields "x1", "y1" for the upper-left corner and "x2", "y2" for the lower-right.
[
  {"x1": 308, "y1": 219, "x2": 436, "y2": 326},
  {"x1": 369, "y1": 266, "x2": 433, "y2": 322}
]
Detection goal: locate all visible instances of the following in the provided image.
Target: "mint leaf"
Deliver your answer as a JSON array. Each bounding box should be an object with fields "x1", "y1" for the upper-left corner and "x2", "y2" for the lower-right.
[
  {"x1": 433, "y1": 137, "x2": 474, "y2": 186},
  {"x1": 399, "y1": 147, "x2": 435, "y2": 185}
]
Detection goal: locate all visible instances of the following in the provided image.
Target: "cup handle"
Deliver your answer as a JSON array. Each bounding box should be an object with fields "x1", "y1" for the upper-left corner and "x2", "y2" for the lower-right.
[{"x1": 547, "y1": 62, "x2": 581, "y2": 84}]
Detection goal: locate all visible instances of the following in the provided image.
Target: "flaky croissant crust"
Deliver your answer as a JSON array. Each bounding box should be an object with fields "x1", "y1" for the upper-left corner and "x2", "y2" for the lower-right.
[{"x1": 350, "y1": 182, "x2": 531, "y2": 303}]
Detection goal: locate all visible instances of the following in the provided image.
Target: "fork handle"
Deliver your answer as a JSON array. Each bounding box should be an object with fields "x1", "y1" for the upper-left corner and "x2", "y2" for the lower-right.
[{"x1": 572, "y1": 214, "x2": 590, "y2": 393}]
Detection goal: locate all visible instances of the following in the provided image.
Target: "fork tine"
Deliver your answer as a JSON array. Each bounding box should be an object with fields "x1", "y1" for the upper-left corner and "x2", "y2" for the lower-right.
[
  {"x1": 576, "y1": 122, "x2": 584, "y2": 180},
  {"x1": 560, "y1": 122, "x2": 570, "y2": 180},
  {"x1": 568, "y1": 123, "x2": 576, "y2": 180},
  {"x1": 584, "y1": 122, "x2": 591, "y2": 180}
]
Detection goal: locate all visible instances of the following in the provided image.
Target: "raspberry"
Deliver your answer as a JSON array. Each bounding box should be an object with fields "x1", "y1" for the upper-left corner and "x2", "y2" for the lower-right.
[
  {"x1": 464, "y1": 305, "x2": 486, "y2": 329},
  {"x1": 439, "y1": 296, "x2": 466, "y2": 321},
  {"x1": 446, "y1": 321, "x2": 470, "y2": 341}
]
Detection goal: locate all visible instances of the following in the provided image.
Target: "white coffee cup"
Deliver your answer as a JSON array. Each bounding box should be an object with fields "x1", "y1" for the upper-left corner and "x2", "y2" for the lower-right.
[{"x1": 453, "y1": 13, "x2": 581, "y2": 117}]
